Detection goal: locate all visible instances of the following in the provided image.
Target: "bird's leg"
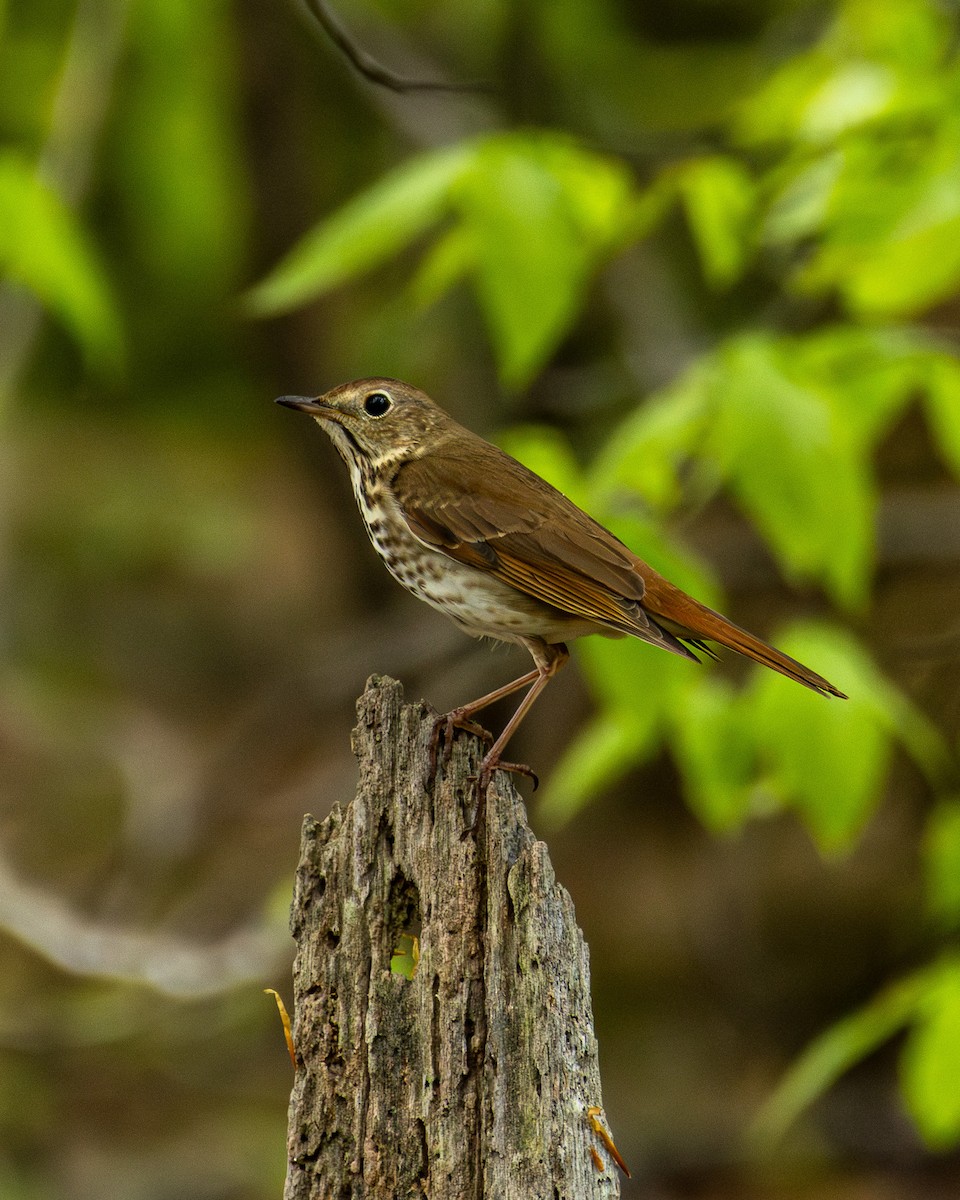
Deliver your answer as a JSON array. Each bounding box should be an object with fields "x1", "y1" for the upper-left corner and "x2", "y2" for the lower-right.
[
  {"x1": 456, "y1": 643, "x2": 570, "y2": 829},
  {"x1": 430, "y1": 666, "x2": 540, "y2": 773},
  {"x1": 430, "y1": 642, "x2": 570, "y2": 810},
  {"x1": 469, "y1": 642, "x2": 569, "y2": 812}
]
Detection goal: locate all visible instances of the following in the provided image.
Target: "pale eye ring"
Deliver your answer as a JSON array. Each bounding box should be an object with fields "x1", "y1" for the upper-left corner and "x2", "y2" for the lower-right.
[{"x1": 363, "y1": 391, "x2": 392, "y2": 417}]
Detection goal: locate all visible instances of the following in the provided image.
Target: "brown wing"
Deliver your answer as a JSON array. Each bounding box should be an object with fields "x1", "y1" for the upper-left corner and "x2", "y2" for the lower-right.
[
  {"x1": 391, "y1": 433, "x2": 696, "y2": 657},
  {"x1": 392, "y1": 432, "x2": 847, "y2": 697}
]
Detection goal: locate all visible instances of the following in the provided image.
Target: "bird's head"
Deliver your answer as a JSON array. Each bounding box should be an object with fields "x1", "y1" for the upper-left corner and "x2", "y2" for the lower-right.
[{"x1": 276, "y1": 378, "x2": 451, "y2": 465}]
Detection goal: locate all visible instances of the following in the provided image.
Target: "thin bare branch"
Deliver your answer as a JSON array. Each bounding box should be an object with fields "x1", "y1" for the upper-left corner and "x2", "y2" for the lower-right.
[
  {"x1": 301, "y1": 0, "x2": 494, "y2": 95},
  {"x1": 0, "y1": 847, "x2": 288, "y2": 998}
]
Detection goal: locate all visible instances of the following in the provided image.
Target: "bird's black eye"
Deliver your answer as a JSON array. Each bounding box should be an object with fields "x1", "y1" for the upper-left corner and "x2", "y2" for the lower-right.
[{"x1": 363, "y1": 391, "x2": 392, "y2": 417}]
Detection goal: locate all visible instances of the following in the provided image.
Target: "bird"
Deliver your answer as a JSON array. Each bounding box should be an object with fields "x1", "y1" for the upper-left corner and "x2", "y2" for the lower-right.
[{"x1": 277, "y1": 378, "x2": 846, "y2": 791}]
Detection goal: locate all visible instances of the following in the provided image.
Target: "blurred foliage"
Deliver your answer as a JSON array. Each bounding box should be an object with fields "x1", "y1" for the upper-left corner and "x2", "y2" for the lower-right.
[
  {"x1": 249, "y1": 132, "x2": 640, "y2": 386},
  {"x1": 3, "y1": 0, "x2": 960, "y2": 1196},
  {"x1": 0, "y1": 150, "x2": 122, "y2": 371}
]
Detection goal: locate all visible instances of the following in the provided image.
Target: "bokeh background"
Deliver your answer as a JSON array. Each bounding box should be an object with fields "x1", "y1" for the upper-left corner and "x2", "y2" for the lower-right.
[{"x1": 3, "y1": 0, "x2": 960, "y2": 1195}]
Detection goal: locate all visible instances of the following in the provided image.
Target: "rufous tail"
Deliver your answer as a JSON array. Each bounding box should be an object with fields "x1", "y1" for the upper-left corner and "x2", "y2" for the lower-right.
[{"x1": 641, "y1": 576, "x2": 847, "y2": 699}]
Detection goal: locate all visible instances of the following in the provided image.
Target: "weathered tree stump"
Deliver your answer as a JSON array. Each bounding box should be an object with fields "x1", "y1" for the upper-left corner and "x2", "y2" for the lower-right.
[{"x1": 284, "y1": 675, "x2": 622, "y2": 1199}]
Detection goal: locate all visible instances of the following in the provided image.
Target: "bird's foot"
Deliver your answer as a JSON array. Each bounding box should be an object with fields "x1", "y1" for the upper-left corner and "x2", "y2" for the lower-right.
[
  {"x1": 461, "y1": 757, "x2": 539, "y2": 831},
  {"x1": 428, "y1": 709, "x2": 493, "y2": 777},
  {"x1": 477, "y1": 758, "x2": 539, "y2": 792}
]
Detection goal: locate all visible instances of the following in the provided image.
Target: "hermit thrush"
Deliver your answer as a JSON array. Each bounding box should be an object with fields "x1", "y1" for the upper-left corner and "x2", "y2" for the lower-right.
[{"x1": 277, "y1": 378, "x2": 845, "y2": 789}]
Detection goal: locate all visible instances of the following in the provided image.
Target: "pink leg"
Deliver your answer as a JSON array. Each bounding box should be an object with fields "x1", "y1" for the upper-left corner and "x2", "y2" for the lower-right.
[
  {"x1": 445, "y1": 666, "x2": 541, "y2": 727},
  {"x1": 477, "y1": 641, "x2": 569, "y2": 788},
  {"x1": 431, "y1": 666, "x2": 540, "y2": 775},
  {"x1": 431, "y1": 641, "x2": 569, "y2": 809}
]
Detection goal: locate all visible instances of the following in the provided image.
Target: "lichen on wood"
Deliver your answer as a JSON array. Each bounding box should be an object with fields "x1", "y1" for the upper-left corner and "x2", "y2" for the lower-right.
[{"x1": 283, "y1": 674, "x2": 621, "y2": 1199}]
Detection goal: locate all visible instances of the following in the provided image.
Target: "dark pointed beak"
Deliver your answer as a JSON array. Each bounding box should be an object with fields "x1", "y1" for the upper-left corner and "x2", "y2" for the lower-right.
[{"x1": 275, "y1": 395, "x2": 325, "y2": 415}]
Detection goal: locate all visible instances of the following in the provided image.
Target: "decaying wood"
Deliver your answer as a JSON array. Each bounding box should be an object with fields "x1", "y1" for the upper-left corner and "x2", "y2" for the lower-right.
[{"x1": 283, "y1": 674, "x2": 621, "y2": 1199}]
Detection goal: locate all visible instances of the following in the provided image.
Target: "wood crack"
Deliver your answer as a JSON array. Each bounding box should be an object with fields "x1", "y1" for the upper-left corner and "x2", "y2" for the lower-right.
[{"x1": 282, "y1": 675, "x2": 620, "y2": 1199}]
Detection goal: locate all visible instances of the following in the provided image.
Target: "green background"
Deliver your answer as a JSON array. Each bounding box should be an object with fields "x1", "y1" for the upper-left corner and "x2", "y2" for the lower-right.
[{"x1": 2, "y1": 0, "x2": 960, "y2": 1195}]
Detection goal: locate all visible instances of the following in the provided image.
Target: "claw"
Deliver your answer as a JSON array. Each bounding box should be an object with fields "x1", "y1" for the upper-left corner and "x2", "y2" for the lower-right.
[
  {"x1": 477, "y1": 759, "x2": 539, "y2": 791},
  {"x1": 428, "y1": 705, "x2": 540, "y2": 816},
  {"x1": 494, "y1": 760, "x2": 539, "y2": 791},
  {"x1": 462, "y1": 756, "x2": 539, "y2": 829},
  {"x1": 428, "y1": 710, "x2": 493, "y2": 780}
]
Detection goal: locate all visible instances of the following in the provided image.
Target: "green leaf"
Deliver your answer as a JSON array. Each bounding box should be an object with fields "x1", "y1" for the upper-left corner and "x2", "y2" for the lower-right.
[
  {"x1": 763, "y1": 152, "x2": 844, "y2": 246},
  {"x1": 672, "y1": 679, "x2": 755, "y2": 833},
  {"x1": 734, "y1": 50, "x2": 834, "y2": 146},
  {"x1": 829, "y1": 203, "x2": 960, "y2": 318},
  {"x1": 390, "y1": 932, "x2": 420, "y2": 981},
  {"x1": 923, "y1": 352, "x2": 960, "y2": 479},
  {"x1": 705, "y1": 336, "x2": 873, "y2": 608},
  {"x1": 792, "y1": 325, "x2": 919, "y2": 449},
  {"x1": 800, "y1": 61, "x2": 896, "y2": 141},
  {"x1": 752, "y1": 678, "x2": 887, "y2": 853},
  {"x1": 539, "y1": 706, "x2": 655, "y2": 829},
  {"x1": 0, "y1": 151, "x2": 122, "y2": 372},
  {"x1": 113, "y1": 0, "x2": 250, "y2": 299},
  {"x1": 735, "y1": 0, "x2": 948, "y2": 149},
  {"x1": 538, "y1": 136, "x2": 634, "y2": 248},
  {"x1": 901, "y1": 958, "x2": 960, "y2": 1148},
  {"x1": 456, "y1": 134, "x2": 632, "y2": 388},
  {"x1": 841, "y1": 0, "x2": 953, "y2": 68},
  {"x1": 747, "y1": 622, "x2": 945, "y2": 852},
  {"x1": 676, "y1": 156, "x2": 757, "y2": 287},
  {"x1": 579, "y1": 630, "x2": 694, "y2": 726},
  {"x1": 751, "y1": 967, "x2": 927, "y2": 1149},
  {"x1": 541, "y1": 609, "x2": 704, "y2": 826},
  {"x1": 623, "y1": 175, "x2": 677, "y2": 243},
  {"x1": 245, "y1": 142, "x2": 474, "y2": 315},
  {"x1": 923, "y1": 801, "x2": 960, "y2": 931},
  {"x1": 248, "y1": 131, "x2": 634, "y2": 384},
  {"x1": 408, "y1": 225, "x2": 473, "y2": 310},
  {"x1": 799, "y1": 136, "x2": 960, "y2": 317},
  {"x1": 592, "y1": 374, "x2": 710, "y2": 511}
]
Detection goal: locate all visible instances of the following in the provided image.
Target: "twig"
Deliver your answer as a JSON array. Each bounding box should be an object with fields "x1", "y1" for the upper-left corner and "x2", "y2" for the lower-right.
[{"x1": 301, "y1": 0, "x2": 494, "y2": 95}]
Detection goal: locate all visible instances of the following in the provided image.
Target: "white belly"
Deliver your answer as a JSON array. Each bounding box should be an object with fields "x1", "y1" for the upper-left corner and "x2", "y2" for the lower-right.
[{"x1": 356, "y1": 484, "x2": 595, "y2": 646}]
